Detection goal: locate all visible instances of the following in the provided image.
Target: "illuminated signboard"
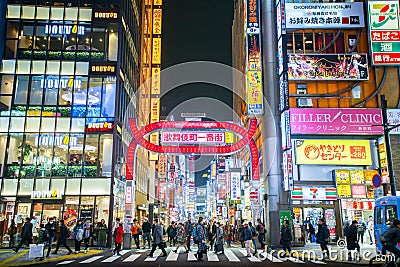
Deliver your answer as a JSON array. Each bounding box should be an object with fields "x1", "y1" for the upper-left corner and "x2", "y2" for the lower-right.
[
  {"x1": 153, "y1": 9, "x2": 162, "y2": 35},
  {"x1": 246, "y1": 71, "x2": 263, "y2": 115},
  {"x1": 247, "y1": 0, "x2": 260, "y2": 34},
  {"x1": 93, "y1": 9, "x2": 118, "y2": 21},
  {"x1": 150, "y1": 98, "x2": 160, "y2": 123},
  {"x1": 152, "y1": 38, "x2": 162, "y2": 64},
  {"x1": 295, "y1": 139, "x2": 372, "y2": 165},
  {"x1": 285, "y1": 2, "x2": 364, "y2": 29},
  {"x1": 40, "y1": 77, "x2": 81, "y2": 90},
  {"x1": 230, "y1": 172, "x2": 241, "y2": 202},
  {"x1": 151, "y1": 68, "x2": 161, "y2": 95},
  {"x1": 45, "y1": 24, "x2": 85, "y2": 35},
  {"x1": 288, "y1": 54, "x2": 369, "y2": 80},
  {"x1": 35, "y1": 134, "x2": 77, "y2": 147},
  {"x1": 387, "y1": 109, "x2": 400, "y2": 134},
  {"x1": 247, "y1": 34, "x2": 261, "y2": 71},
  {"x1": 86, "y1": 122, "x2": 114, "y2": 132},
  {"x1": 368, "y1": 1, "x2": 400, "y2": 65},
  {"x1": 161, "y1": 131, "x2": 226, "y2": 144},
  {"x1": 89, "y1": 62, "x2": 117, "y2": 75},
  {"x1": 31, "y1": 190, "x2": 62, "y2": 199}
]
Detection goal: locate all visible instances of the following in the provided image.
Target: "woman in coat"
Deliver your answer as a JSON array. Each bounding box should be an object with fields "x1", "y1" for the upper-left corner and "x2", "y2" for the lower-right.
[
  {"x1": 214, "y1": 222, "x2": 225, "y2": 254},
  {"x1": 194, "y1": 217, "x2": 207, "y2": 261},
  {"x1": 173, "y1": 222, "x2": 188, "y2": 253},
  {"x1": 345, "y1": 220, "x2": 360, "y2": 261},
  {"x1": 73, "y1": 220, "x2": 84, "y2": 253},
  {"x1": 113, "y1": 222, "x2": 124, "y2": 256},
  {"x1": 96, "y1": 219, "x2": 107, "y2": 250}
]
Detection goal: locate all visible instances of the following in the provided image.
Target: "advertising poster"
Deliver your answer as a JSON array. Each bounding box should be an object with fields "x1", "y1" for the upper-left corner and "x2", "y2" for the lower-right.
[
  {"x1": 246, "y1": 71, "x2": 263, "y2": 115},
  {"x1": 334, "y1": 170, "x2": 350, "y2": 184},
  {"x1": 368, "y1": 1, "x2": 400, "y2": 65},
  {"x1": 295, "y1": 139, "x2": 372, "y2": 165},
  {"x1": 247, "y1": 0, "x2": 260, "y2": 34},
  {"x1": 230, "y1": 172, "x2": 241, "y2": 202},
  {"x1": 247, "y1": 34, "x2": 261, "y2": 70},
  {"x1": 351, "y1": 184, "x2": 367, "y2": 198},
  {"x1": 288, "y1": 54, "x2": 368, "y2": 80},
  {"x1": 337, "y1": 184, "x2": 352, "y2": 198},
  {"x1": 365, "y1": 170, "x2": 379, "y2": 184},
  {"x1": 367, "y1": 185, "x2": 375, "y2": 199},
  {"x1": 279, "y1": 210, "x2": 292, "y2": 229},
  {"x1": 378, "y1": 137, "x2": 389, "y2": 183},
  {"x1": 387, "y1": 109, "x2": 400, "y2": 134},
  {"x1": 350, "y1": 170, "x2": 365, "y2": 184}
]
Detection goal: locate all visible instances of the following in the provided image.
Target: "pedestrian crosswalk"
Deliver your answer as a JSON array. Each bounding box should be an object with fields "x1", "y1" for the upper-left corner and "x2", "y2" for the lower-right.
[{"x1": 56, "y1": 248, "x2": 328, "y2": 265}]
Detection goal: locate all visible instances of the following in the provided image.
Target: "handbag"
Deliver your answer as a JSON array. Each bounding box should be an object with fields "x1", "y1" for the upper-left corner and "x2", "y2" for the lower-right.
[{"x1": 29, "y1": 244, "x2": 44, "y2": 258}]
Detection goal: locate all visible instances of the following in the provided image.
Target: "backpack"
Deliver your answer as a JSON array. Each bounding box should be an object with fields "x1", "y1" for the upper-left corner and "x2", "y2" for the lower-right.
[
  {"x1": 76, "y1": 228, "x2": 84, "y2": 241},
  {"x1": 357, "y1": 224, "x2": 365, "y2": 233},
  {"x1": 192, "y1": 225, "x2": 198, "y2": 244}
]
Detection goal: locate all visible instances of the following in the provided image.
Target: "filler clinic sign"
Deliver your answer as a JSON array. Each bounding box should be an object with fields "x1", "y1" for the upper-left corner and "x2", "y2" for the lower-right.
[
  {"x1": 368, "y1": 1, "x2": 400, "y2": 65},
  {"x1": 290, "y1": 108, "x2": 383, "y2": 135},
  {"x1": 295, "y1": 139, "x2": 372, "y2": 166},
  {"x1": 285, "y1": 2, "x2": 364, "y2": 29}
]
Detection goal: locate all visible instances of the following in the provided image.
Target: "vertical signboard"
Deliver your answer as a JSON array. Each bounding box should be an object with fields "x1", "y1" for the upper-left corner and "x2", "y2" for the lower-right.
[
  {"x1": 368, "y1": 1, "x2": 400, "y2": 65},
  {"x1": 283, "y1": 150, "x2": 293, "y2": 191},
  {"x1": 247, "y1": 0, "x2": 260, "y2": 34},
  {"x1": 230, "y1": 172, "x2": 241, "y2": 203},
  {"x1": 246, "y1": 71, "x2": 263, "y2": 115}
]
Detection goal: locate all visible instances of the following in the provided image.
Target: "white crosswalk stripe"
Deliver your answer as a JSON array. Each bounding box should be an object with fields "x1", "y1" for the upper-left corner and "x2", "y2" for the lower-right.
[
  {"x1": 187, "y1": 251, "x2": 197, "y2": 261},
  {"x1": 260, "y1": 252, "x2": 284, "y2": 263},
  {"x1": 57, "y1": 260, "x2": 75, "y2": 265},
  {"x1": 119, "y1": 250, "x2": 130, "y2": 255},
  {"x1": 238, "y1": 249, "x2": 262, "y2": 262},
  {"x1": 80, "y1": 256, "x2": 103, "y2": 263},
  {"x1": 207, "y1": 251, "x2": 219, "y2": 261},
  {"x1": 287, "y1": 256, "x2": 305, "y2": 264},
  {"x1": 101, "y1": 255, "x2": 120, "y2": 263},
  {"x1": 224, "y1": 249, "x2": 241, "y2": 262},
  {"x1": 144, "y1": 250, "x2": 162, "y2": 261},
  {"x1": 166, "y1": 247, "x2": 181, "y2": 261},
  {"x1": 122, "y1": 254, "x2": 141, "y2": 262},
  {"x1": 310, "y1": 260, "x2": 327, "y2": 265}
]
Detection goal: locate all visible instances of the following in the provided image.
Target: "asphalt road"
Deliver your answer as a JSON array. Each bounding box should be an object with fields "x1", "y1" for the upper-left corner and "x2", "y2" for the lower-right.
[{"x1": 17, "y1": 247, "x2": 367, "y2": 267}]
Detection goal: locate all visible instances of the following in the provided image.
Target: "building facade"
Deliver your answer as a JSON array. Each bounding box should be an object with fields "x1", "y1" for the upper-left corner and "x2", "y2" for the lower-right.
[{"x1": 0, "y1": 0, "x2": 143, "y2": 247}]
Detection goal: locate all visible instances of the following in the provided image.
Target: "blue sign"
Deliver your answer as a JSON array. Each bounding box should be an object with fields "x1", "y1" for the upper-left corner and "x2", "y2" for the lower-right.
[{"x1": 372, "y1": 174, "x2": 382, "y2": 188}]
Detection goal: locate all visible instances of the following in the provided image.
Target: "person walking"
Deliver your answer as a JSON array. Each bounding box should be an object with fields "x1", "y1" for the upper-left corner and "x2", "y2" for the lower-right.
[
  {"x1": 45, "y1": 217, "x2": 57, "y2": 257},
  {"x1": 113, "y1": 222, "x2": 124, "y2": 255},
  {"x1": 244, "y1": 221, "x2": 255, "y2": 257},
  {"x1": 73, "y1": 220, "x2": 84, "y2": 253},
  {"x1": 214, "y1": 222, "x2": 225, "y2": 254},
  {"x1": 184, "y1": 218, "x2": 193, "y2": 251},
  {"x1": 130, "y1": 219, "x2": 141, "y2": 249},
  {"x1": 36, "y1": 223, "x2": 48, "y2": 260},
  {"x1": 194, "y1": 217, "x2": 207, "y2": 261},
  {"x1": 367, "y1": 216, "x2": 374, "y2": 245},
  {"x1": 147, "y1": 218, "x2": 167, "y2": 257},
  {"x1": 280, "y1": 219, "x2": 292, "y2": 257},
  {"x1": 52, "y1": 220, "x2": 72, "y2": 255},
  {"x1": 14, "y1": 217, "x2": 33, "y2": 252},
  {"x1": 173, "y1": 222, "x2": 188, "y2": 253},
  {"x1": 239, "y1": 222, "x2": 245, "y2": 248},
  {"x1": 249, "y1": 222, "x2": 258, "y2": 256},
  {"x1": 83, "y1": 219, "x2": 93, "y2": 253},
  {"x1": 167, "y1": 222, "x2": 176, "y2": 247},
  {"x1": 112, "y1": 218, "x2": 120, "y2": 252},
  {"x1": 256, "y1": 219, "x2": 266, "y2": 249},
  {"x1": 96, "y1": 219, "x2": 107, "y2": 250},
  {"x1": 345, "y1": 220, "x2": 360, "y2": 261},
  {"x1": 142, "y1": 218, "x2": 152, "y2": 249},
  {"x1": 357, "y1": 219, "x2": 366, "y2": 244},
  {"x1": 316, "y1": 218, "x2": 330, "y2": 259},
  {"x1": 303, "y1": 217, "x2": 312, "y2": 243}
]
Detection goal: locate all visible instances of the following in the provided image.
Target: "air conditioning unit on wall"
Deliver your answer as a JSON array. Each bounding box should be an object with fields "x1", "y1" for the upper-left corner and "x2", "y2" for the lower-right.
[{"x1": 297, "y1": 97, "x2": 313, "y2": 107}]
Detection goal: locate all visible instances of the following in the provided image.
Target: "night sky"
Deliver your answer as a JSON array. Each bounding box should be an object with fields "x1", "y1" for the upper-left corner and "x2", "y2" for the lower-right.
[{"x1": 161, "y1": 0, "x2": 234, "y2": 117}]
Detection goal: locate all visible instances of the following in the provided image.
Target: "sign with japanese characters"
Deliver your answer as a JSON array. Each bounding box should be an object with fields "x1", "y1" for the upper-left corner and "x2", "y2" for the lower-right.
[
  {"x1": 387, "y1": 109, "x2": 400, "y2": 134},
  {"x1": 295, "y1": 139, "x2": 372, "y2": 165},
  {"x1": 285, "y1": 2, "x2": 364, "y2": 29},
  {"x1": 247, "y1": 34, "x2": 262, "y2": 71},
  {"x1": 350, "y1": 170, "x2": 365, "y2": 184},
  {"x1": 290, "y1": 108, "x2": 383, "y2": 135},
  {"x1": 158, "y1": 154, "x2": 167, "y2": 178},
  {"x1": 334, "y1": 170, "x2": 350, "y2": 185},
  {"x1": 153, "y1": 9, "x2": 162, "y2": 35},
  {"x1": 152, "y1": 38, "x2": 162, "y2": 64},
  {"x1": 246, "y1": 71, "x2": 263, "y2": 115},
  {"x1": 281, "y1": 110, "x2": 291, "y2": 150},
  {"x1": 288, "y1": 54, "x2": 369, "y2": 80},
  {"x1": 283, "y1": 150, "x2": 293, "y2": 191},
  {"x1": 247, "y1": 0, "x2": 260, "y2": 34},
  {"x1": 368, "y1": 1, "x2": 400, "y2": 65},
  {"x1": 278, "y1": 72, "x2": 289, "y2": 111},
  {"x1": 230, "y1": 172, "x2": 241, "y2": 202},
  {"x1": 351, "y1": 184, "x2": 367, "y2": 198},
  {"x1": 336, "y1": 184, "x2": 352, "y2": 198},
  {"x1": 161, "y1": 131, "x2": 226, "y2": 144}
]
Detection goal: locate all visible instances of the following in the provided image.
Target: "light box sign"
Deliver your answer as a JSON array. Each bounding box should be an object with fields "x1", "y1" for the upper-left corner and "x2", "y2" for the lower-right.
[
  {"x1": 45, "y1": 24, "x2": 85, "y2": 35},
  {"x1": 93, "y1": 9, "x2": 118, "y2": 21},
  {"x1": 368, "y1": 1, "x2": 400, "y2": 65},
  {"x1": 285, "y1": 2, "x2": 364, "y2": 29},
  {"x1": 246, "y1": 71, "x2": 263, "y2": 115},
  {"x1": 161, "y1": 131, "x2": 225, "y2": 144},
  {"x1": 295, "y1": 139, "x2": 372, "y2": 166},
  {"x1": 31, "y1": 190, "x2": 62, "y2": 199},
  {"x1": 247, "y1": 0, "x2": 260, "y2": 34},
  {"x1": 247, "y1": 34, "x2": 262, "y2": 71},
  {"x1": 290, "y1": 108, "x2": 383, "y2": 135},
  {"x1": 288, "y1": 54, "x2": 368, "y2": 80},
  {"x1": 86, "y1": 122, "x2": 114, "y2": 132},
  {"x1": 387, "y1": 109, "x2": 400, "y2": 134},
  {"x1": 230, "y1": 172, "x2": 241, "y2": 202},
  {"x1": 89, "y1": 62, "x2": 117, "y2": 75}
]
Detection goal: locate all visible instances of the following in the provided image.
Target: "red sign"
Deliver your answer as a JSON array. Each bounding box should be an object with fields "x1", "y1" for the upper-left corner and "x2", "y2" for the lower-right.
[
  {"x1": 161, "y1": 131, "x2": 225, "y2": 144},
  {"x1": 250, "y1": 188, "x2": 258, "y2": 199},
  {"x1": 86, "y1": 122, "x2": 114, "y2": 132}
]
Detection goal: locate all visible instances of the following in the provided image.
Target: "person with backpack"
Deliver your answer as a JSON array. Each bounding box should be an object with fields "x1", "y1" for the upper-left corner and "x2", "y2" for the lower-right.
[
  {"x1": 73, "y1": 220, "x2": 84, "y2": 253},
  {"x1": 194, "y1": 217, "x2": 206, "y2": 261},
  {"x1": 52, "y1": 220, "x2": 72, "y2": 255},
  {"x1": 344, "y1": 220, "x2": 360, "y2": 261},
  {"x1": 14, "y1": 217, "x2": 33, "y2": 253},
  {"x1": 357, "y1": 219, "x2": 366, "y2": 244},
  {"x1": 45, "y1": 217, "x2": 57, "y2": 257},
  {"x1": 249, "y1": 222, "x2": 259, "y2": 256},
  {"x1": 185, "y1": 218, "x2": 193, "y2": 251},
  {"x1": 214, "y1": 222, "x2": 225, "y2": 254},
  {"x1": 280, "y1": 219, "x2": 292, "y2": 257},
  {"x1": 380, "y1": 219, "x2": 400, "y2": 260},
  {"x1": 173, "y1": 222, "x2": 188, "y2": 253},
  {"x1": 256, "y1": 219, "x2": 266, "y2": 249},
  {"x1": 316, "y1": 218, "x2": 330, "y2": 259}
]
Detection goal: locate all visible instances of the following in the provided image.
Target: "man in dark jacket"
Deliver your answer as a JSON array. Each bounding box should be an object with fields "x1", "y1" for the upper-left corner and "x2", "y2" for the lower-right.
[
  {"x1": 167, "y1": 222, "x2": 177, "y2": 246},
  {"x1": 316, "y1": 218, "x2": 330, "y2": 258},
  {"x1": 256, "y1": 219, "x2": 266, "y2": 249},
  {"x1": 382, "y1": 219, "x2": 400, "y2": 259},
  {"x1": 185, "y1": 218, "x2": 193, "y2": 251},
  {"x1": 45, "y1": 217, "x2": 57, "y2": 257},
  {"x1": 14, "y1": 217, "x2": 33, "y2": 252},
  {"x1": 147, "y1": 218, "x2": 167, "y2": 257},
  {"x1": 141, "y1": 218, "x2": 152, "y2": 249},
  {"x1": 52, "y1": 220, "x2": 72, "y2": 255},
  {"x1": 280, "y1": 219, "x2": 292, "y2": 257},
  {"x1": 345, "y1": 220, "x2": 360, "y2": 261},
  {"x1": 244, "y1": 221, "x2": 255, "y2": 257}
]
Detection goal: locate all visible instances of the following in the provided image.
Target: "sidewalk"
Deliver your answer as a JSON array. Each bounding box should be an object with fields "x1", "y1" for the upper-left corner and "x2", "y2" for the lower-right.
[{"x1": 0, "y1": 247, "x2": 103, "y2": 267}]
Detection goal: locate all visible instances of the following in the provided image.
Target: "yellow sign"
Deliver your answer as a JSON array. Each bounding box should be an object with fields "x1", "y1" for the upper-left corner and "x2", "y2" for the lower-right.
[
  {"x1": 150, "y1": 98, "x2": 160, "y2": 123},
  {"x1": 337, "y1": 184, "x2": 352, "y2": 198},
  {"x1": 350, "y1": 170, "x2": 365, "y2": 184},
  {"x1": 225, "y1": 132, "x2": 234, "y2": 144},
  {"x1": 154, "y1": 0, "x2": 162, "y2": 5},
  {"x1": 153, "y1": 9, "x2": 162, "y2": 35},
  {"x1": 295, "y1": 139, "x2": 372, "y2": 165},
  {"x1": 365, "y1": 170, "x2": 378, "y2": 184},
  {"x1": 150, "y1": 152, "x2": 158, "y2": 161},
  {"x1": 151, "y1": 68, "x2": 161, "y2": 95},
  {"x1": 246, "y1": 71, "x2": 263, "y2": 105},
  {"x1": 152, "y1": 38, "x2": 162, "y2": 64},
  {"x1": 335, "y1": 170, "x2": 350, "y2": 184}
]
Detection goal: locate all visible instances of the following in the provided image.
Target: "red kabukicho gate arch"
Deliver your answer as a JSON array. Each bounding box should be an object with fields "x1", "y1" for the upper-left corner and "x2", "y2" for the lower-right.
[{"x1": 126, "y1": 118, "x2": 260, "y2": 181}]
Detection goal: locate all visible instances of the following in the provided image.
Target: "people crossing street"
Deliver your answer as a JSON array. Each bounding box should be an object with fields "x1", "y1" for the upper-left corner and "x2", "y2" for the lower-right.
[
  {"x1": 147, "y1": 218, "x2": 167, "y2": 257},
  {"x1": 142, "y1": 218, "x2": 152, "y2": 249},
  {"x1": 14, "y1": 217, "x2": 33, "y2": 253},
  {"x1": 52, "y1": 220, "x2": 73, "y2": 255}
]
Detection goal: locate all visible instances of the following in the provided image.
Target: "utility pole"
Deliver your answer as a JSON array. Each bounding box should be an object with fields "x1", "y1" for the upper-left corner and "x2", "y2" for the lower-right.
[{"x1": 381, "y1": 94, "x2": 397, "y2": 196}]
